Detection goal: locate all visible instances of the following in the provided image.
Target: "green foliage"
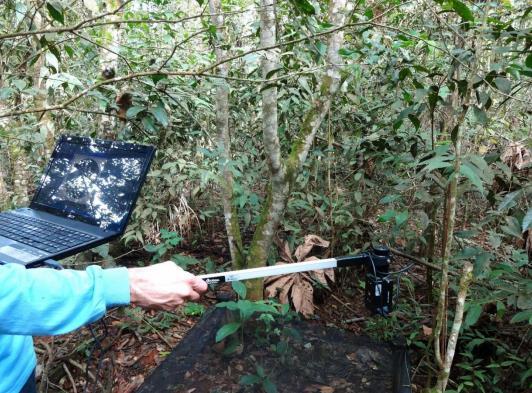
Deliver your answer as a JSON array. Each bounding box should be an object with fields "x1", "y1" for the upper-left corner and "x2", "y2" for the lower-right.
[
  {"x1": 239, "y1": 364, "x2": 277, "y2": 393},
  {"x1": 183, "y1": 302, "x2": 205, "y2": 317},
  {"x1": 144, "y1": 229, "x2": 182, "y2": 262},
  {"x1": 0, "y1": 0, "x2": 530, "y2": 390}
]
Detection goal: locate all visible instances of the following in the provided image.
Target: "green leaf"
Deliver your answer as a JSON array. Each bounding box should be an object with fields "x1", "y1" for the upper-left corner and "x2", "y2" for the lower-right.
[
  {"x1": 256, "y1": 365, "x2": 265, "y2": 378},
  {"x1": 510, "y1": 310, "x2": 532, "y2": 324},
  {"x1": 291, "y1": 0, "x2": 315, "y2": 15},
  {"x1": 263, "y1": 379, "x2": 278, "y2": 393},
  {"x1": 526, "y1": 54, "x2": 532, "y2": 68},
  {"x1": 183, "y1": 302, "x2": 205, "y2": 316},
  {"x1": 408, "y1": 114, "x2": 420, "y2": 129},
  {"x1": 142, "y1": 116, "x2": 156, "y2": 132},
  {"x1": 64, "y1": 45, "x2": 74, "y2": 57},
  {"x1": 474, "y1": 252, "x2": 492, "y2": 278},
  {"x1": 493, "y1": 77, "x2": 512, "y2": 94},
  {"x1": 12, "y1": 79, "x2": 27, "y2": 90},
  {"x1": 399, "y1": 68, "x2": 411, "y2": 81},
  {"x1": 498, "y1": 190, "x2": 522, "y2": 211},
  {"x1": 452, "y1": 0, "x2": 474, "y2": 22},
  {"x1": 171, "y1": 254, "x2": 199, "y2": 269},
  {"x1": 460, "y1": 164, "x2": 484, "y2": 194},
  {"x1": 339, "y1": 48, "x2": 358, "y2": 58},
  {"x1": 472, "y1": 106, "x2": 488, "y2": 124},
  {"x1": 379, "y1": 194, "x2": 400, "y2": 204},
  {"x1": 46, "y1": 2, "x2": 65, "y2": 24},
  {"x1": 144, "y1": 244, "x2": 159, "y2": 253},
  {"x1": 465, "y1": 303, "x2": 482, "y2": 328},
  {"x1": 126, "y1": 106, "x2": 145, "y2": 118},
  {"x1": 150, "y1": 105, "x2": 169, "y2": 126},
  {"x1": 502, "y1": 216, "x2": 523, "y2": 239},
  {"x1": 45, "y1": 52, "x2": 59, "y2": 72},
  {"x1": 239, "y1": 375, "x2": 260, "y2": 385},
  {"x1": 450, "y1": 125, "x2": 459, "y2": 144},
  {"x1": 522, "y1": 209, "x2": 532, "y2": 232},
  {"x1": 215, "y1": 322, "x2": 241, "y2": 342},
  {"x1": 423, "y1": 156, "x2": 453, "y2": 172},
  {"x1": 232, "y1": 281, "x2": 247, "y2": 299},
  {"x1": 395, "y1": 210, "x2": 409, "y2": 226},
  {"x1": 0, "y1": 87, "x2": 14, "y2": 99},
  {"x1": 467, "y1": 155, "x2": 493, "y2": 183},
  {"x1": 378, "y1": 210, "x2": 395, "y2": 223}
]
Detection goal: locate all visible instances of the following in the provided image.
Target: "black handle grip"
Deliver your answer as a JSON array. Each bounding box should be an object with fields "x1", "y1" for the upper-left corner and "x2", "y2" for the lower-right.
[{"x1": 336, "y1": 253, "x2": 370, "y2": 268}]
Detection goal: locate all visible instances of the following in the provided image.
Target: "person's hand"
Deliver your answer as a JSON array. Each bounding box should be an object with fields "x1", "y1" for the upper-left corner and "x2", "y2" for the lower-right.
[{"x1": 128, "y1": 261, "x2": 208, "y2": 311}]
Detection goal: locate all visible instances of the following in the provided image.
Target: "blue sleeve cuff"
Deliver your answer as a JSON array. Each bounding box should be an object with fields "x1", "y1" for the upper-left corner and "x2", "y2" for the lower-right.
[{"x1": 101, "y1": 267, "x2": 130, "y2": 307}]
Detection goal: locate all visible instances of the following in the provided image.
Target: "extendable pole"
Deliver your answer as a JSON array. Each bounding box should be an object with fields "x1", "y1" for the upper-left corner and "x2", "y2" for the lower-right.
[
  {"x1": 199, "y1": 246, "x2": 394, "y2": 315},
  {"x1": 198, "y1": 252, "x2": 376, "y2": 285}
]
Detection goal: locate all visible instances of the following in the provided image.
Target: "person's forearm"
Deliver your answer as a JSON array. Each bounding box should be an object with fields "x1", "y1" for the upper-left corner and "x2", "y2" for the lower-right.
[{"x1": 0, "y1": 264, "x2": 129, "y2": 336}]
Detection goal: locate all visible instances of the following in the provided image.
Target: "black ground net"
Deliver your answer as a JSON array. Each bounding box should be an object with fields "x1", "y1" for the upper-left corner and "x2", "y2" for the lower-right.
[{"x1": 137, "y1": 308, "x2": 411, "y2": 393}]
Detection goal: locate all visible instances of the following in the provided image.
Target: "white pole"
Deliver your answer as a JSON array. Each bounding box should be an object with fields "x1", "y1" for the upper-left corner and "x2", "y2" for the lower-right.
[{"x1": 198, "y1": 257, "x2": 339, "y2": 283}]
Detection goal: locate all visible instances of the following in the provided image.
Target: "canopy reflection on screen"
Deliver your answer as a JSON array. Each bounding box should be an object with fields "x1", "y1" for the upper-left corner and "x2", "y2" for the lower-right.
[{"x1": 32, "y1": 137, "x2": 154, "y2": 232}]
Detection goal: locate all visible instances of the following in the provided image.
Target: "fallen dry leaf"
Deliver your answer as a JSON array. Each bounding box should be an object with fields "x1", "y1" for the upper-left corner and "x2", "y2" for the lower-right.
[
  {"x1": 291, "y1": 276, "x2": 315, "y2": 316},
  {"x1": 294, "y1": 235, "x2": 330, "y2": 261},
  {"x1": 422, "y1": 325, "x2": 433, "y2": 336},
  {"x1": 265, "y1": 235, "x2": 334, "y2": 316},
  {"x1": 501, "y1": 141, "x2": 531, "y2": 171}
]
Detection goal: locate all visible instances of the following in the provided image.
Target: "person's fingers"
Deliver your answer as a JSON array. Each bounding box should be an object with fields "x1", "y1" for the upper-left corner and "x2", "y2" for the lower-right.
[
  {"x1": 190, "y1": 277, "x2": 208, "y2": 293},
  {"x1": 186, "y1": 290, "x2": 200, "y2": 301},
  {"x1": 174, "y1": 283, "x2": 193, "y2": 299}
]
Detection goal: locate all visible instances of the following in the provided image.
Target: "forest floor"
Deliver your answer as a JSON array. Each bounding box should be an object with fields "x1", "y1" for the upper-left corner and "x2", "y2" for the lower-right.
[{"x1": 32, "y1": 250, "x2": 431, "y2": 393}]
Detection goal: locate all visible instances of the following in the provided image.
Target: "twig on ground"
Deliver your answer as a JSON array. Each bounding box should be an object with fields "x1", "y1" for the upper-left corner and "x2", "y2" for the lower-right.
[
  {"x1": 343, "y1": 317, "x2": 365, "y2": 323},
  {"x1": 39, "y1": 339, "x2": 54, "y2": 393},
  {"x1": 142, "y1": 317, "x2": 173, "y2": 349},
  {"x1": 62, "y1": 363, "x2": 78, "y2": 393},
  {"x1": 67, "y1": 359, "x2": 104, "y2": 390}
]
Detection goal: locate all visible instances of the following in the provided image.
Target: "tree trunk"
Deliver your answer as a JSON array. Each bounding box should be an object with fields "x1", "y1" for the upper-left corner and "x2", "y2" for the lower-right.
[
  {"x1": 246, "y1": 0, "x2": 349, "y2": 300},
  {"x1": 0, "y1": 56, "x2": 9, "y2": 208},
  {"x1": 31, "y1": 6, "x2": 55, "y2": 157},
  {"x1": 432, "y1": 55, "x2": 477, "y2": 390},
  {"x1": 208, "y1": 0, "x2": 244, "y2": 269},
  {"x1": 86, "y1": 0, "x2": 125, "y2": 138},
  {"x1": 433, "y1": 262, "x2": 473, "y2": 392}
]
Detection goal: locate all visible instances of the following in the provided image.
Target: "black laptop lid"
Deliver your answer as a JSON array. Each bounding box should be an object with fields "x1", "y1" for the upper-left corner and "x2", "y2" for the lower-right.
[{"x1": 30, "y1": 135, "x2": 155, "y2": 233}]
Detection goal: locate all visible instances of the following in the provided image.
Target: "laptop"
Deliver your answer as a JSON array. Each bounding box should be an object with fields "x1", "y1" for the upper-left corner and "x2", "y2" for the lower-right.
[{"x1": 0, "y1": 135, "x2": 155, "y2": 268}]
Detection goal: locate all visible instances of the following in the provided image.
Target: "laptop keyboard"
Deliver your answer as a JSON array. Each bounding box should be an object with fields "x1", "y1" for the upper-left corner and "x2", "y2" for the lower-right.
[{"x1": 0, "y1": 212, "x2": 98, "y2": 254}]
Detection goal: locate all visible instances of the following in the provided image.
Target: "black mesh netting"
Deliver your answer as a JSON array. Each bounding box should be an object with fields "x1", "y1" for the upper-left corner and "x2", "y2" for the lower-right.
[{"x1": 137, "y1": 308, "x2": 411, "y2": 393}]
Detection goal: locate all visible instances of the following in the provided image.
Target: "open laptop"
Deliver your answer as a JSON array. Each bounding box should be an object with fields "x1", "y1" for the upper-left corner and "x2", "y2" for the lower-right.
[{"x1": 0, "y1": 135, "x2": 155, "y2": 268}]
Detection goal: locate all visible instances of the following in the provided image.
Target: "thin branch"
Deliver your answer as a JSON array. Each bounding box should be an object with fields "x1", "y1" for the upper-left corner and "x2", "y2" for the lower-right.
[
  {"x1": 200, "y1": 2, "x2": 407, "y2": 75},
  {"x1": 157, "y1": 28, "x2": 209, "y2": 71},
  {"x1": 70, "y1": 31, "x2": 133, "y2": 72},
  {"x1": 0, "y1": 4, "x2": 275, "y2": 41},
  {"x1": 0, "y1": 67, "x2": 325, "y2": 118},
  {"x1": 0, "y1": 0, "x2": 133, "y2": 40},
  {"x1": 0, "y1": 3, "x2": 407, "y2": 119}
]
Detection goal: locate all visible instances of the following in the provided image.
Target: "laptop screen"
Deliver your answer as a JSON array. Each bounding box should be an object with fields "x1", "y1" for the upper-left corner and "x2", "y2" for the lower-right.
[{"x1": 31, "y1": 135, "x2": 155, "y2": 233}]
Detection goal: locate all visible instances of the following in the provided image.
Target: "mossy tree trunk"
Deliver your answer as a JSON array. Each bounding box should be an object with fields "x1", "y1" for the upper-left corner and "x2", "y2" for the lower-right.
[
  {"x1": 208, "y1": 0, "x2": 245, "y2": 269},
  {"x1": 245, "y1": 0, "x2": 349, "y2": 300}
]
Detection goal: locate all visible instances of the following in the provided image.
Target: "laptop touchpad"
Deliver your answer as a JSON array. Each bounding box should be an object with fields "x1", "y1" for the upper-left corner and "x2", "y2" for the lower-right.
[{"x1": 0, "y1": 245, "x2": 41, "y2": 263}]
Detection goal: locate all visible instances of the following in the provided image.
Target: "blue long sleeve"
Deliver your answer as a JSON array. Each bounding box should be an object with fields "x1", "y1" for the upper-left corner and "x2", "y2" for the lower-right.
[{"x1": 0, "y1": 264, "x2": 130, "y2": 393}]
